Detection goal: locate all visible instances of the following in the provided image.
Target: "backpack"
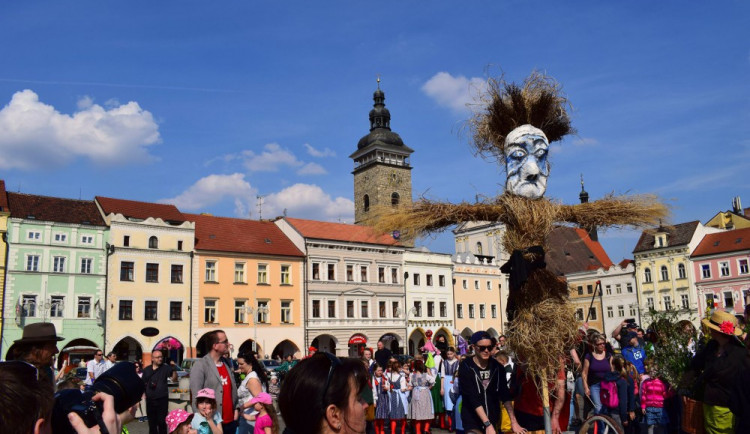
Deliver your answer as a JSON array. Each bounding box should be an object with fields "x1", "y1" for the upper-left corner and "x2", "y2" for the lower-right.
[{"x1": 600, "y1": 380, "x2": 619, "y2": 409}]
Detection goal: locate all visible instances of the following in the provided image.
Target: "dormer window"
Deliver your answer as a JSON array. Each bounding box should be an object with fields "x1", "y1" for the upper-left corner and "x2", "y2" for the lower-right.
[{"x1": 148, "y1": 236, "x2": 158, "y2": 249}]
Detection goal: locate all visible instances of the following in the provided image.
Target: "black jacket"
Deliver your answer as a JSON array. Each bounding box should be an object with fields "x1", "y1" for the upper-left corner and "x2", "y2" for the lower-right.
[{"x1": 459, "y1": 356, "x2": 511, "y2": 430}]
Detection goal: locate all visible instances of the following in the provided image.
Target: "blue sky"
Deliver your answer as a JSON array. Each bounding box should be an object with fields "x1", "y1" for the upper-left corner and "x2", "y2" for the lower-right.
[{"x1": 1, "y1": 1, "x2": 748, "y2": 262}]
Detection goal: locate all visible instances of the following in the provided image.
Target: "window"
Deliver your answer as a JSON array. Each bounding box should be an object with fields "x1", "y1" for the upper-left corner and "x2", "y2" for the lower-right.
[
  {"x1": 414, "y1": 301, "x2": 422, "y2": 317},
  {"x1": 347, "y1": 265, "x2": 354, "y2": 281},
  {"x1": 380, "y1": 301, "x2": 387, "y2": 318},
  {"x1": 647, "y1": 297, "x2": 654, "y2": 309},
  {"x1": 701, "y1": 264, "x2": 711, "y2": 279},
  {"x1": 627, "y1": 283, "x2": 634, "y2": 293},
  {"x1": 123, "y1": 235, "x2": 130, "y2": 247},
  {"x1": 439, "y1": 275, "x2": 446, "y2": 287},
  {"x1": 630, "y1": 306, "x2": 637, "y2": 316},
  {"x1": 26, "y1": 255, "x2": 40, "y2": 271},
  {"x1": 361, "y1": 301, "x2": 369, "y2": 318},
  {"x1": 361, "y1": 265, "x2": 369, "y2": 283},
  {"x1": 427, "y1": 301, "x2": 435, "y2": 317},
  {"x1": 204, "y1": 300, "x2": 216, "y2": 323},
  {"x1": 177, "y1": 240, "x2": 183, "y2": 251},
  {"x1": 327, "y1": 264, "x2": 335, "y2": 281},
  {"x1": 77, "y1": 297, "x2": 91, "y2": 318},
  {"x1": 54, "y1": 233, "x2": 67, "y2": 243},
  {"x1": 491, "y1": 304, "x2": 497, "y2": 318},
  {"x1": 441, "y1": 302, "x2": 448, "y2": 317},
  {"x1": 413, "y1": 273, "x2": 420, "y2": 285},
  {"x1": 479, "y1": 304, "x2": 486, "y2": 318},
  {"x1": 462, "y1": 280, "x2": 468, "y2": 290},
  {"x1": 644, "y1": 268, "x2": 652, "y2": 283},
  {"x1": 476, "y1": 242, "x2": 483, "y2": 255},
  {"x1": 427, "y1": 275, "x2": 433, "y2": 286},
  {"x1": 474, "y1": 280, "x2": 480, "y2": 290},
  {"x1": 347, "y1": 301, "x2": 355, "y2": 318},
  {"x1": 312, "y1": 300, "x2": 321, "y2": 318},
  {"x1": 119, "y1": 300, "x2": 133, "y2": 320},
  {"x1": 469, "y1": 304, "x2": 475, "y2": 319},
  {"x1": 27, "y1": 231, "x2": 41, "y2": 241},
  {"x1": 145, "y1": 301, "x2": 158, "y2": 320},
  {"x1": 281, "y1": 301, "x2": 292, "y2": 323},
  {"x1": 616, "y1": 284, "x2": 622, "y2": 294},
  {"x1": 724, "y1": 292, "x2": 734, "y2": 308},
  {"x1": 705, "y1": 293, "x2": 715, "y2": 309},
  {"x1": 379, "y1": 267, "x2": 386, "y2": 283},
  {"x1": 605, "y1": 285, "x2": 612, "y2": 295},
  {"x1": 363, "y1": 195, "x2": 370, "y2": 212},
  {"x1": 740, "y1": 259, "x2": 749, "y2": 275},
  {"x1": 81, "y1": 235, "x2": 94, "y2": 244},
  {"x1": 256, "y1": 301, "x2": 269, "y2": 323},
  {"x1": 328, "y1": 300, "x2": 336, "y2": 318},
  {"x1": 53, "y1": 256, "x2": 66, "y2": 273},
  {"x1": 50, "y1": 296, "x2": 64, "y2": 318},
  {"x1": 235, "y1": 263, "x2": 246, "y2": 283},
  {"x1": 663, "y1": 296, "x2": 672, "y2": 310},
  {"x1": 391, "y1": 268, "x2": 398, "y2": 284},
  {"x1": 587, "y1": 284, "x2": 593, "y2": 294},
  {"x1": 205, "y1": 261, "x2": 217, "y2": 282},
  {"x1": 720, "y1": 262, "x2": 730, "y2": 277},
  {"x1": 80, "y1": 258, "x2": 92, "y2": 274},
  {"x1": 120, "y1": 262, "x2": 134, "y2": 281},
  {"x1": 148, "y1": 236, "x2": 158, "y2": 249},
  {"x1": 171, "y1": 265, "x2": 183, "y2": 283},
  {"x1": 392, "y1": 302, "x2": 399, "y2": 318},
  {"x1": 618, "y1": 305, "x2": 625, "y2": 317},
  {"x1": 577, "y1": 285, "x2": 583, "y2": 296},
  {"x1": 281, "y1": 265, "x2": 291, "y2": 284},
  {"x1": 487, "y1": 281, "x2": 492, "y2": 291},
  {"x1": 681, "y1": 294, "x2": 690, "y2": 309},
  {"x1": 457, "y1": 304, "x2": 464, "y2": 318},
  {"x1": 258, "y1": 264, "x2": 268, "y2": 284},
  {"x1": 678, "y1": 263, "x2": 686, "y2": 279},
  {"x1": 170, "y1": 302, "x2": 182, "y2": 320},
  {"x1": 146, "y1": 263, "x2": 159, "y2": 282},
  {"x1": 575, "y1": 308, "x2": 584, "y2": 321},
  {"x1": 391, "y1": 192, "x2": 400, "y2": 206},
  {"x1": 660, "y1": 266, "x2": 669, "y2": 281},
  {"x1": 235, "y1": 300, "x2": 247, "y2": 323},
  {"x1": 607, "y1": 306, "x2": 614, "y2": 318},
  {"x1": 312, "y1": 263, "x2": 320, "y2": 280},
  {"x1": 588, "y1": 307, "x2": 597, "y2": 320}
]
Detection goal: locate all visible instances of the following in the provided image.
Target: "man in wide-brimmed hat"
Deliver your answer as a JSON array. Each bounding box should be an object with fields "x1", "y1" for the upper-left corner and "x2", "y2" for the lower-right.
[{"x1": 7, "y1": 322, "x2": 64, "y2": 386}]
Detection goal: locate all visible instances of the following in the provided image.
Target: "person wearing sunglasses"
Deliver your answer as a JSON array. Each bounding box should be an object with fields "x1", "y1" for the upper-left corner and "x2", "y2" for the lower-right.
[
  {"x1": 190, "y1": 330, "x2": 239, "y2": 434},
  {"x1": 458, "y1": 331, "x2": 524, "y2": 434},
  {"x1": 279, "y1": 352, "x2": 368, "y2": 434}
]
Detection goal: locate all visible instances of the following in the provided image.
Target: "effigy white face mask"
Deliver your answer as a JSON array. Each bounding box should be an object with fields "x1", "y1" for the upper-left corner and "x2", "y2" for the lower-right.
[{"x1": 504, "y1": 124, "x2": 550, "y2": 199}]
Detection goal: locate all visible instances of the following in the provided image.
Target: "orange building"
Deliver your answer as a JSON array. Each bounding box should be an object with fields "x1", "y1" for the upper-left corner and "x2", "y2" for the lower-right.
[{"x1": 188, "y1": 214, "x2": 304, "y2": 359}]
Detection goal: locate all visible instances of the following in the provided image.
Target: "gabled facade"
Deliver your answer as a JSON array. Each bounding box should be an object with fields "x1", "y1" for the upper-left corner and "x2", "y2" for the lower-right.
[
  {"x1": 187, "y1": 214, "x2": 305, "y2": 359},
  {"x1": 705, "y1": 196, "x2": 750, "y2": 230},
  {"x1": 0, "y1": 181, "x2": 9, "y2": 346},
  {"x1": 403, "y1": 248, "x2": 454, "y2": 356},
  {"x1": 96, "y1": 197, "x2": 194, "y2": 363},
  {"x1": 2, "y1": 193, "x2": 107, "y2": 359},
  {"x1": 691, "y1": 226, "x2": 750, "y2": 317},
  {"x1": 633, "y1": 221, "x2": 722, "y2": 326},
  {"x1": 276, "y1": 217, "x2": 406, "y2": 357}
]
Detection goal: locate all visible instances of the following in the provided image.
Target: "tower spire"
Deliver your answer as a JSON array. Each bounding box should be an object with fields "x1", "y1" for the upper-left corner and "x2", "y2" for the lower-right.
[{"x1": 579, "y1": 173, "x2": 589, "y2": 204}]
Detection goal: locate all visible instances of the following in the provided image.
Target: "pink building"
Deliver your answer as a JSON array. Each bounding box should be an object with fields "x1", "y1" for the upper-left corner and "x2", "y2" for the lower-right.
[{"x1": 691, "y1": 227, "x2": 750, "y2": 316}]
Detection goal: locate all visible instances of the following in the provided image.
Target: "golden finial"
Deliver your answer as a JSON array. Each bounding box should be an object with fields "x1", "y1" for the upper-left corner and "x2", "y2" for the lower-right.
[{"x1": 376, "y1": 74, "x2": 381, "y2": 89}]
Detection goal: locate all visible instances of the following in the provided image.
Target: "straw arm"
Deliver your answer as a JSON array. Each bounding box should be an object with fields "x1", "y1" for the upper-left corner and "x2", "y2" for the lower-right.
[
  {"x1": 369, "y1": 201, "x2": 508, "y2": 237},
  {"x1": 556, "y1": 194, "x2": 669, "y2": 229}
]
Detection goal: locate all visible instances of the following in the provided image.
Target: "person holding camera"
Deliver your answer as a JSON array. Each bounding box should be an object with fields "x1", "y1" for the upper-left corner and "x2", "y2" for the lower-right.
[{"x1": 143, "y1": 349, "x2": 178, "y2": 434}]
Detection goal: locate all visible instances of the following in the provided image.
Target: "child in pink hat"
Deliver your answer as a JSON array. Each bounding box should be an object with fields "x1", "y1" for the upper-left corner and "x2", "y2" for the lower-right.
[
  {"x1": 244, "y1": 392, "x2": 279, "y2": 434},
  {"x1": 192, "y1": 388, "x2": 223, "y2": 434},
  {"x1": 166, "y1": 409, "x2": 195, "y2": 434}
]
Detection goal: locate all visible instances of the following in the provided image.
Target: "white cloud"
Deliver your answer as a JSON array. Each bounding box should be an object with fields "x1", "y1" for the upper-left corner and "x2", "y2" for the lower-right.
[
  {"x1": 0, "y1": 89, "x2": 160, "y2": 170},
  {"x1": 242, "y1": 143, "x2": 303, "y2": 172},
  {"x1": 159, "y1": 173, "x2": 256, "y2": 212},
  {"x1": 304, "y1": 143, "x2": 336, "y2": 158},
  {"x1": 421, "y1": 72, "x2": 486, "y2": 112},
  {"x1": 296, "y1": 162, "x2": 327, "y2": 175},
  {"x1": 572, "y1": 137, "x2": 599, "y2": 147},
  {"x1": 263, "y1": 183, "x2": 354, "y2": 222}
]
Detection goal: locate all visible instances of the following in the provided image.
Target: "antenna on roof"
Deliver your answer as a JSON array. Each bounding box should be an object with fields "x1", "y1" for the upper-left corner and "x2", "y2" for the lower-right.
[
  {"x1": 283, "y1": 208, "x2": 287, "y2": 217},
  {"x1": 256, "y1": 195, "x2": 265, "y2": 220}
]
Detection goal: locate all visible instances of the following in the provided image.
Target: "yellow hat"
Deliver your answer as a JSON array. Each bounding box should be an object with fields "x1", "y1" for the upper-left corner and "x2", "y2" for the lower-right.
[{"x1": 701, "y1": 310, "x2": 742, "y2": 337}]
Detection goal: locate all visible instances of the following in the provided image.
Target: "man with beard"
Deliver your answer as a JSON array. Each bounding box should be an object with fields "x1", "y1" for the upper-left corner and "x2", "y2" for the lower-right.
[{"x1": 6, "y1": 322, "x2": 64, "y2": 387}]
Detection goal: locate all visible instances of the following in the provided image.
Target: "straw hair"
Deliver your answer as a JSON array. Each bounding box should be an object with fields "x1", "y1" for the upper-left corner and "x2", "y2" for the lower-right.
[{"x1": 470, "y1": 71, "x2": 574, "y2": 160}]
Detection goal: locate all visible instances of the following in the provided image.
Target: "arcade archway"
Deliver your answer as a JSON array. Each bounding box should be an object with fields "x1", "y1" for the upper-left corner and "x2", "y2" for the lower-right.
[
  {"x1": 238, "y1": 339, "x2": 263, "y2": 358},
  {"x1": 272, "y1": 340, "x2": 300, "y2": 360},
  {"x1": 434, "y1": 327, "x2": 454, "y2": 349},
  {"x1": 112, "y1": 336, "x2": 143, "y2": 362},
  {"x1": 153, "y1": 336, "x2": 185, "y2": 365},
  {"x1": 60, "y1": 338, "x2": 99, "y2": 370},
  {"x1": 378, "y1": 332, "x2": 402, "y2": 354},
  {"x1": 408, "y1": 328, "x2": 426, "y2": 356},
  {"x1": 311, "y1": 334, "x2": 337, "y2": 354}
]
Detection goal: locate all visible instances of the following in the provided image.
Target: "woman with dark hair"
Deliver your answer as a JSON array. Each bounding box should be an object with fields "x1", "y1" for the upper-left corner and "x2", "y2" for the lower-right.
[
  {"x1": 279, "y1": 352, "x2": 368, "y2": 434},
  {"x1": 238, "y1": 352, "x2": 269, "y2": 434}
]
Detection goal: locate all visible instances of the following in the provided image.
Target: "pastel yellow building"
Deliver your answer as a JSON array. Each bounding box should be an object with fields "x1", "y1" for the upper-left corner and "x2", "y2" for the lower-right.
[
  {"x1": 452, "y1": 253, "x2": 505, "y2": 340},
  {"x1": 0, "y1": 180, "x2": 9, "y2": 345},
  {"x1": 96, "y1": 197, "x2": 195, "y2": 364},
  {"x1": 188, "y1": 214, "x2": 304, "y2": 359}
]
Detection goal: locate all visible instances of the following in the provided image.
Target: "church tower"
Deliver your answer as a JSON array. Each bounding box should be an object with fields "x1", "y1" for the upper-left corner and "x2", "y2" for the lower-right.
[{"x1": 350, "y1": 80, "x2": 414, "y2": 224}]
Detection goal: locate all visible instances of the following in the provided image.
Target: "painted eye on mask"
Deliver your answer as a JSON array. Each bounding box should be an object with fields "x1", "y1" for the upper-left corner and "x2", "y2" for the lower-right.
[
  {"x1": 533, "y1": 149, "x2": 547, "y2": 159},
  {"x1": 509, "y1": 149, "x2": 527, "y2": 160}
]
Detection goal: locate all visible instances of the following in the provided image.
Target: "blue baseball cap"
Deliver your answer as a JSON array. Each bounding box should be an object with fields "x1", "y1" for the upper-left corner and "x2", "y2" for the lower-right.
[{"x1": 470, "y1": 331, "x2": 492, "y2": 345}]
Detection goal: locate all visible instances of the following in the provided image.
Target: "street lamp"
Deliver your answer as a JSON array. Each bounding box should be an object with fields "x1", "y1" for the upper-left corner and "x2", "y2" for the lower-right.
[{"x1": 247, "y1": 304, "x2": 269, "y2": 353}]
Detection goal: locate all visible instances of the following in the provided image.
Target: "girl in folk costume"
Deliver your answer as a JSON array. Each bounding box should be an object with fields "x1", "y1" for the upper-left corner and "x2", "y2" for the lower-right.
[
  {"x1": 372, "y1": 363, "x2": 390, "y2": 434},
  {"x1": 409, "y1": 359, "x2": 435, "y2": 434},
  {"x1": 422, "y1": 336, "x2": 445, "y2": 429},
  {"x1": 386, "y1": 359, "x2": 409, "y2": 434},
  {"x1": 440, "y1": 347, "x2": 459, "y2": 431}
]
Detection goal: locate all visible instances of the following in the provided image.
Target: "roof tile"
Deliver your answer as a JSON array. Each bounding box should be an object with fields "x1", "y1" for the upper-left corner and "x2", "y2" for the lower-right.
[
  {"x1": 7, "y1": 192, "x2": 105, "y2": 225},
  {"x1": 0, "y1": 180, "x2": 8, "y2": 211},
  {"x1": 691, "y1": 226, "x2": 750, "y2": 257},
  {"x1": 186, "y1": 214, "x2": 303, "y2": 257},
  {"x1": 546, "y1": 226, "x2": 612, "y2": 276},
  {"x1": 96, "y1": 196, "x2": 186, "y2": 222},
  {"x1": 284, "y1": 217, "x2": 400, "y2": 246},
  {"x1": 632, "y1": 221, "x2": 700, "y2": 253}
]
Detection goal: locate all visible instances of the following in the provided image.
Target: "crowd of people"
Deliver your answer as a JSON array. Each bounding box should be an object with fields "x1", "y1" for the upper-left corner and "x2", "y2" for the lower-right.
[{"x1": 2, "y1": 308, "x2": 750, "y2": 434}]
